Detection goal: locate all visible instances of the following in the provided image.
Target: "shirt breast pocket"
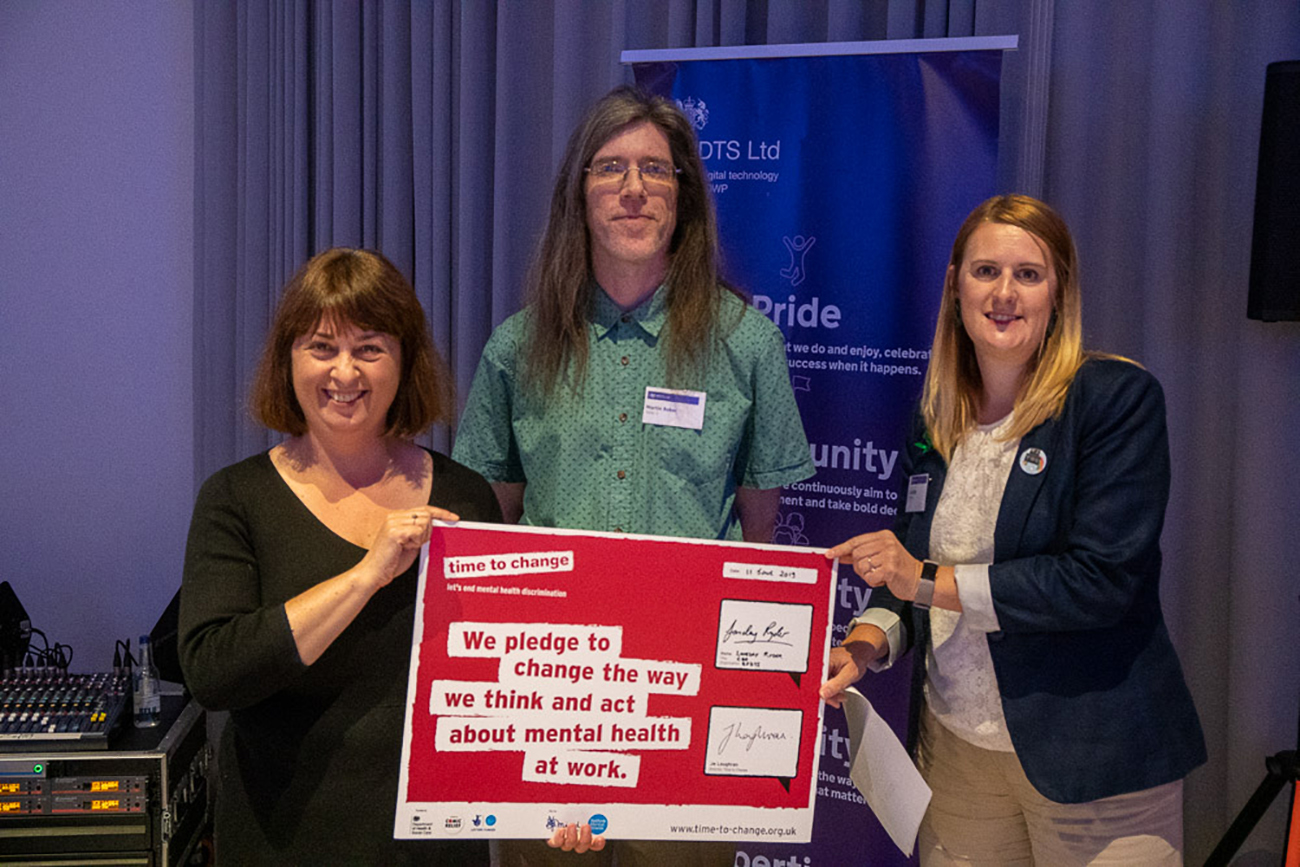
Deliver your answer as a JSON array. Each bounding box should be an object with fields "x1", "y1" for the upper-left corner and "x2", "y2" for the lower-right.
[{"x1": 646, "y1": 394, "x2": 748, "y2": 487}]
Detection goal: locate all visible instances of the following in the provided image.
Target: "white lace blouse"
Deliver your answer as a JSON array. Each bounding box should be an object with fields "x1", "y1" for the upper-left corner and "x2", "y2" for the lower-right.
[{"x1": 922, "y1": 413, "x2": 1020, "y2": 751}]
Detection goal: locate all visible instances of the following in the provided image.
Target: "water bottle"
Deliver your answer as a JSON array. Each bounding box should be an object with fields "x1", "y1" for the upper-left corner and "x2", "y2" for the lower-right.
[{"x1": 133, "y1": 634, "x2": 161, "y2": 728}]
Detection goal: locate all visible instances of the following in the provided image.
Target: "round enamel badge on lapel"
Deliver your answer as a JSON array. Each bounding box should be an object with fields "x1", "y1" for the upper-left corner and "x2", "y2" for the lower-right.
[{"x1": 1018, "y1": 447, "x2": 1047, "y2": 475}]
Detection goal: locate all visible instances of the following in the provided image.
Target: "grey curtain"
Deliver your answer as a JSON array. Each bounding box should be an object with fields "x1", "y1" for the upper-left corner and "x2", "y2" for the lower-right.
[
  {"x1": 193, "y1": 0, "x2": 996, "y2": 480},
  {"x1": 193, "y1": 1, "x2": 1300, "y2": 862},
  {"x1": 1043, "y1": 3, "x2": 1300, "y2": 860}
]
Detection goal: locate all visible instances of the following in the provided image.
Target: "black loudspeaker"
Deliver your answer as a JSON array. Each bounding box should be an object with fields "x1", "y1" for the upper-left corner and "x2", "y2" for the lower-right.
[{"x1": 1248, "y1": 60, "x2": 1300, "y2": 322}]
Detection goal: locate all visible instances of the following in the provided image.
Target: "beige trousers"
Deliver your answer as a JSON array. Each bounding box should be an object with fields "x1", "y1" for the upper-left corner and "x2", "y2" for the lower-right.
[{"x1": 916, "y1": 710, "x2": 1184, "y2": 866}]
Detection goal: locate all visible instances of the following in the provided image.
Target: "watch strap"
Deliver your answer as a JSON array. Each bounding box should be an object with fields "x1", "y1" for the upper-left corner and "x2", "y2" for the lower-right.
[{"x1": 914, "y1": 560, "x2": 938, "y2": 610}]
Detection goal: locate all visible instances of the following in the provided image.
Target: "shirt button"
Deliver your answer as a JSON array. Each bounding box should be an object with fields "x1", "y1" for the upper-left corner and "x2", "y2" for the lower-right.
[
  {"x1": 620, "y1": 355, "x2": 630, "y2": 366},
  {"x1": 619, "y1": 412, "x2": 628, "y2": 423},
  {"x1": 620, "y1": 315, "x2": 631, "y2": 324},
  {"x1": 617, "y1": 470, "x2": 626, "y2": 480}
]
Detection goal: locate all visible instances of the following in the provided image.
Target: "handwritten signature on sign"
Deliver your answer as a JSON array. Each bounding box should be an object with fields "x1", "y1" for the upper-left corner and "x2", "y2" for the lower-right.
[
  {"x1": 718, "y1": 721, "x2": 792, "y2": 754},
  {"x1": 721, "y1": 619, "x2": 793, "y2": 647}
]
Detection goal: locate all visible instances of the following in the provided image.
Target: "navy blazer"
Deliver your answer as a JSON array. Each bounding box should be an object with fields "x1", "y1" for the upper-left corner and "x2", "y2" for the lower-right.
[{"x1": 869, "y1": 358, "x2": 1206, "y2": 803}]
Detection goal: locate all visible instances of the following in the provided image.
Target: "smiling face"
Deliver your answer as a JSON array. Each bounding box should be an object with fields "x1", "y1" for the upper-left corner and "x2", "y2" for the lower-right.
[
  {"x1": 584, "y1": 120, "x2": 678, "y2": 286},
  {"x1": 290, "y1": 317, "x2": 402, "y2": 442},
  {"x1": 954, "y1": 222, "x2": 1057, "y2": 375}
]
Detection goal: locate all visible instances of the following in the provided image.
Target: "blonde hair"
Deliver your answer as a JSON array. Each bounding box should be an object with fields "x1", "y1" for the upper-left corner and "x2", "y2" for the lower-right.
[{"x1": 921, "y1": 195, "x2": 1086, "y2": 461}]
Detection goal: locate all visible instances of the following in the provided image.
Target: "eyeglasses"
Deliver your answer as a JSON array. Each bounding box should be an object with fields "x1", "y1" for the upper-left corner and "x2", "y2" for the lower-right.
[{"x1": 584, "y1": 159, "x2": 681, "y2": 188}]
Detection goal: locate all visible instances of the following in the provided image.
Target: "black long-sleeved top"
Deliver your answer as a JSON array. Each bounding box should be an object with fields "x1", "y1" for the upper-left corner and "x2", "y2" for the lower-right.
[{"x1": 179, "y1": 449, "x2": 500, "y2": 865}]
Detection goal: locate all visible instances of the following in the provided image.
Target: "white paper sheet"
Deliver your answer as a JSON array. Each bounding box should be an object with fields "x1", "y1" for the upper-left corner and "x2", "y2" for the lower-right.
[{"x1": 840, "y1": 687, "x2": 932, "y2": 856}]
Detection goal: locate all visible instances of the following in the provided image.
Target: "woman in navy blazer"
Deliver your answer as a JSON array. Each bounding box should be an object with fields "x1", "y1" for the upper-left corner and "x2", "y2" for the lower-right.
[{"x1": 821, "y1": 195, "x2": 1205, "y2": 864}]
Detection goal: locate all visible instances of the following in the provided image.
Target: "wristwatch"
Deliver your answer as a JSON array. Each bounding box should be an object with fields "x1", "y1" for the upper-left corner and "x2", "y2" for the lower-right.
[{"x1": 914, "y1": 560, "x2": 938, "y2": 610}]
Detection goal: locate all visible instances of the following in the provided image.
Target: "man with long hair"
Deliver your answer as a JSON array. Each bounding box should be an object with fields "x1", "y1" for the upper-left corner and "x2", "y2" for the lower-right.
[{"x1": 454, "y1": 86, "x2": 814, "y2": 866}]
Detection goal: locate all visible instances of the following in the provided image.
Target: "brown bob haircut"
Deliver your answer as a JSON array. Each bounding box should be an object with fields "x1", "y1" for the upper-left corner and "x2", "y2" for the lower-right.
[{"x1": 250, "y1": 247, "x2": 452, "y2": 438}]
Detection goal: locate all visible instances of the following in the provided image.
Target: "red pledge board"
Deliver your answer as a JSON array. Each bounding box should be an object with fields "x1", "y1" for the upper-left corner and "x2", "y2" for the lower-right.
[{"x1": 395, "y1": 521, "x2": 834, "y2": 842}]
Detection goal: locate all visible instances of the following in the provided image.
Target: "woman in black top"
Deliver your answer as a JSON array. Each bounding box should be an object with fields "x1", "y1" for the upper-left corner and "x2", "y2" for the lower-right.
[{"x1": 180, "y1": 248, "x2": 498, "y2": 865}]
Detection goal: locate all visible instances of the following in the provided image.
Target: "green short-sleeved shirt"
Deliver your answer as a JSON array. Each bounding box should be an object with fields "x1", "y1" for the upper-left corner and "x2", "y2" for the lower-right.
[{"x1": 452, "y1": 284, "x2": 814, "y2": 540}]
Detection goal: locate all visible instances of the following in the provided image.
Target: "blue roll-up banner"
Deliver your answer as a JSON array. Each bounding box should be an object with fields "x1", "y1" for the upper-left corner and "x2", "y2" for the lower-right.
[{"x1": 632, "y1": 41, "x2": 1007, "y2": 865}]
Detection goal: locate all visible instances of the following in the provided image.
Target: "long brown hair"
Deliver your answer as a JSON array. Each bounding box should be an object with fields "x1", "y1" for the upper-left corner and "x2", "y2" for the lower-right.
[
  {"x1": 525, "y1": 85, "x2": 741, "y2": 394},
  {"x1": 921, "y1": 195, "x2": 1087, "y2": 460},
  {"x1": 250, "y1": 248, "x2": 453, "y2": 437}
]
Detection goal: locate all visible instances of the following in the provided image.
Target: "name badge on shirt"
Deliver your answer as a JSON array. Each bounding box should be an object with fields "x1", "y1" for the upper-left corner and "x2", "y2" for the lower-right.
[
  {"x1": 642, "y1": 386, "x2": 707, "y2": 430},
  {"x1": 905, "y1": 473, "x2": 930, "y2": 513}
]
